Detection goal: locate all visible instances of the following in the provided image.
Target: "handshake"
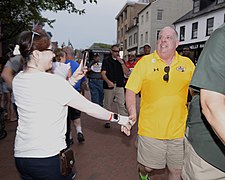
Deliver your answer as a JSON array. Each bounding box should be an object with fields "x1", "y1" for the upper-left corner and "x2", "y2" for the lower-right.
[{"x1": 110, "y1": 113, "x2": 135, "y2": 136}]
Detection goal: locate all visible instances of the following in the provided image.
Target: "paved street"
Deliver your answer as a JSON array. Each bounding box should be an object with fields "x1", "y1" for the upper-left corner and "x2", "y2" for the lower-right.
[
  {"x1": 0, "y1": 92, "x2": 167, "y2": 180},
  {"x1": 0, "y1": 114, "x2": 139, "y2": 180}
]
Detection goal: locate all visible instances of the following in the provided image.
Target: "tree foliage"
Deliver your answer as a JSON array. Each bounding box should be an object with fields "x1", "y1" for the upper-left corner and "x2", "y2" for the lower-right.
[{"x1": 0, "y1": 0, "x2": 97, "y2": 42}]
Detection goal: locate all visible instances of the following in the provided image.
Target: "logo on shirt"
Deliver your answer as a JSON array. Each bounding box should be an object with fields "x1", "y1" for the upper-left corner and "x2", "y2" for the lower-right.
[{"x1": 176, "y1": 66, "x2": 185, "y2": 72}]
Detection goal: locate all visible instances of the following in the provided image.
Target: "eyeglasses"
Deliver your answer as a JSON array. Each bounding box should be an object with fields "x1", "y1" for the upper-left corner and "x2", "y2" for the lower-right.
[
  {"x1": 112, "y1": 49, "x2": 119, "y2": 53},
  {"x1": 42, "y1": 48, "x2": 53, "y2": 52},
  {"x1": 163, "y1": 66, "x2": 170, "y2": 82},
  {"x1": 28, "y1": 31, "x2": 40, "y2": 50}
]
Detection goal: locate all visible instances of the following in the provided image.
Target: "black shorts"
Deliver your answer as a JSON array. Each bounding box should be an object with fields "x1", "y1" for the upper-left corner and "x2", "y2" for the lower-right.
[{"x1": 68, "y1": 107, "x2": 81, "y2": 120}]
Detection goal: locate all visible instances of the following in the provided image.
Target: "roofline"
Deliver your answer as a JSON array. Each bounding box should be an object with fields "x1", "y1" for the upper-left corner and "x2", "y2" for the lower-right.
[{"x1": 115, "y1": 1, "x2": 148, "y2": 19}]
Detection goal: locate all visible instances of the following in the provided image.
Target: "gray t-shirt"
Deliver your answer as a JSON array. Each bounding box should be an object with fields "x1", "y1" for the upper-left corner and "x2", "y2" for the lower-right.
[
  {"x1": 4, "y1": 55, "x2": 23, "y2": 103},
  {"x1": 5, "y1": 55, "x2": 23, "y2": 73},
  {"x1": 187, "y1": 24, "x2": 225, "y2": 172}
]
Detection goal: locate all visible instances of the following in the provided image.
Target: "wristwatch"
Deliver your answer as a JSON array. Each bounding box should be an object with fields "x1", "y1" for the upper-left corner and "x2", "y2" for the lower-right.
[
  {"x1": 113, "y1": 113, "x2": 120, "y2": 122},
  {"x1": 120, "y1": 61, "x2": 124, "y2": 65}
]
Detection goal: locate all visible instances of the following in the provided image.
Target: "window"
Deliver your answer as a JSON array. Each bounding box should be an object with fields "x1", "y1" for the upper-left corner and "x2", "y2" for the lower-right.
[
  {"x1": 156, "y1": 30, "x2": 160, "y2": 40},
  {"x1": 124, "y1": 39, "x2": 127, "y2": 49},
  {"x1": 134, "y1": 33, "x2": 137, "y2": 44},
  {"x1": 129, "y1": 36, "x2": 132, "y2": 46},
  {"x1": 118, "y1": 31, "x2": 120, "y2": 39},
  {"x1": 146, "y1": 12, "x2": 149, "y2": 22},
  {"x1": 141, "y1": 34, "x2": 143, "y2": 45},
  {"x1": 124, "y1": 11, "x2": 127, "y2": 20},
  {"x1": 217, "y1": 0, "x2": 225, "y2": 4},
  {"x1": 157, "y1": 9, "x2": 163, "y2": 20},
  {"x1": 120, "y1": 15, "x2": 123, "y2": 24},
  {"x1": 121, "y1": 28, "x2": 123, "y2": 37},
  {"x1": 192, "y1": 22, "x2": 198, "y2": 39},
  {"x1": 141, "y1": 15, "x2": 144, "y2": 24},
  {"x1": 145, "y1": 32, "x2": 148, "y2": 43},
  {"x1": 180, "y1": 26, "x2": 185, "y2": 41},
  {"x1": 193, "y1": 0, "x2": 200, "y2": 13},
  {"x1": 206, "y1": 17, "x2": 214, "y2": 36}
]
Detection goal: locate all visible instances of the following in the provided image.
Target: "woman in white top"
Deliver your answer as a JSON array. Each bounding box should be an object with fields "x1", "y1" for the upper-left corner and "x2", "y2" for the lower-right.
[
  {"x1": 13, "y1": 30, "x2": 133, "y2": 180},
  {"x1": 52, "y1": 48, "x2": 72, "y2": 80}
]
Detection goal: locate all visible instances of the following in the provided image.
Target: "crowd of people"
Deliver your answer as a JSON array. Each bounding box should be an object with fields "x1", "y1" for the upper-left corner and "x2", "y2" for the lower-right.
[{"x1": 0, "y1": 23, "x2": 225, "y2": 180}]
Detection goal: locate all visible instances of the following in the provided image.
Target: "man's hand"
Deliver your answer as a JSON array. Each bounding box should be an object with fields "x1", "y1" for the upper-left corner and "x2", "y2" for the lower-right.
[
  {"x1": 107, "y1": 81, "x2": 114, "y2": 88},
  {"x1": 120, "y1": 114, "x2": 136, "y2": 136},
  {"x1": 116, "y1": 56, "x2": 124, "y2": 64}
]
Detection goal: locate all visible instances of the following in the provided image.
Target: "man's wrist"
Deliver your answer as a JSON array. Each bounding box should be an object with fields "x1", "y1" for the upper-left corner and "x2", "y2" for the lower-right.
[{"x1": 120, "y1": 61, "x2": 124, "y2": 65}]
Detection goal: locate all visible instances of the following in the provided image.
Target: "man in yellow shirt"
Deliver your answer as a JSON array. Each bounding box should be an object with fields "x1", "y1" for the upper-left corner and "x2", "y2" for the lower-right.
[{"x1": 125, "y1": 26, "x2": 195, "y2": 180}]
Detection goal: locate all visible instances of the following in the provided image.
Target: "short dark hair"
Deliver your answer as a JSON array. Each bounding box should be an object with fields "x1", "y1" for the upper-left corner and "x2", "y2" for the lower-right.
[{"x1": 111, "y1": 44, "x2": 119, "y2": 50}]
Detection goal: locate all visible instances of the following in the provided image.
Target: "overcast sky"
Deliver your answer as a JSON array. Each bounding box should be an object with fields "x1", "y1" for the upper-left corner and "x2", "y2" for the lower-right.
[{"x1": 43, "y1": 0, "x2": 138, "y2": 49}]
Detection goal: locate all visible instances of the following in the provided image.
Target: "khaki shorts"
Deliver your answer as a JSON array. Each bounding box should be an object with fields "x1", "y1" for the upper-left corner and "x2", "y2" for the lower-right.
[
  {"x1": 182, "y1": 137, "x2": 225, "y2": 180},
  {"x1": 137, "y1": 135, "x2": 184, "y2": 169}
]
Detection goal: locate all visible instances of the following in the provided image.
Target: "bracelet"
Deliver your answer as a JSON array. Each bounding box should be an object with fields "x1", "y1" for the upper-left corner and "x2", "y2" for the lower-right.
[{"x1": 109, "y1": 113, "x2": 113, "y2": 121}]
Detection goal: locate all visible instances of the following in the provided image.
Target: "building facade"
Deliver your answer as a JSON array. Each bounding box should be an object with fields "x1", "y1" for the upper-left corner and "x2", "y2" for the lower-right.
[
  {"x1": 138, "y1": 0, "x2": 193, "y2": 54},
  {"x1": 115, "y1": 0, "x2": 193, "y2": 58},
  {"x1": 115, "y1": 2, "x2": 148, "y2": 57},
  {"x1": 174, "y1": 0, "x2": 225, "y2": 62}
]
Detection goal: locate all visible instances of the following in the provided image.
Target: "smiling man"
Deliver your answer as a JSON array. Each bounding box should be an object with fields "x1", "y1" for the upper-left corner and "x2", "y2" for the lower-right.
[{"x1": 125, "y1": 26, "x2": 195, "y2": 180}]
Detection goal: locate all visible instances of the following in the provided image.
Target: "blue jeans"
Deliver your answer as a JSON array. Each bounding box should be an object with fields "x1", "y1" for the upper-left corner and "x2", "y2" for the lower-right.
[
  {"x1": 88, "y1": 79, "x2": 104, "y2": 107},
  {"x1": 15, "y1": 155, "x2": 74, "y2": 180}
]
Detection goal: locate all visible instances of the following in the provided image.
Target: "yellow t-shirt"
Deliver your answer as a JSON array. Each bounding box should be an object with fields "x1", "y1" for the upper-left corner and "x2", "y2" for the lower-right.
[{"x1": 126, "y1": 51, "x2": 195, "y2": 139}]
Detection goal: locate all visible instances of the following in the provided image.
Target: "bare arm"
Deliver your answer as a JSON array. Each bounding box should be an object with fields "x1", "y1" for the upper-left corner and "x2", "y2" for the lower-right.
[
  {"x1": 200, "y1": 89, "x2": 225, "y2": 144},
  {"x1": 66, "y1": 68, "x2": 72, "y2": 80},
  {"x1": 66, "y1": 90, "x2": 132, "y2": 136},
  {"x1": 116, "y1": 56, "x2": 130, "y2": 76},
  {"x1": 1, "y1": 66, "x2": 14, "y2": 89},
  {"x1": 125, "y1": 89, "x2": 137, "y2": 124}
]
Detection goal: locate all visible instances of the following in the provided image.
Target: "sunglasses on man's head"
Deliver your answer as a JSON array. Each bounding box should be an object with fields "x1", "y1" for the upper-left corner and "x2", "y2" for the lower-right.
[{"x1": 163, "y1": 66, "x2": 170, "y2": 82}]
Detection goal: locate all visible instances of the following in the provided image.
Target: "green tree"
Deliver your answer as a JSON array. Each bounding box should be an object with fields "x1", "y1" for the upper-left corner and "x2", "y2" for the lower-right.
[{"x1": 0, "y1": 0, "x2": 97, "y2": 43}]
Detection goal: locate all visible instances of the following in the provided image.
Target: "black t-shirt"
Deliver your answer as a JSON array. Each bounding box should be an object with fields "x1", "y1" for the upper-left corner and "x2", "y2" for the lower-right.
[{"x1": 101, "y1": 56, "x2": 125, "y2": 89}]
